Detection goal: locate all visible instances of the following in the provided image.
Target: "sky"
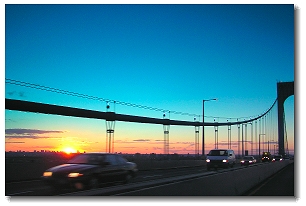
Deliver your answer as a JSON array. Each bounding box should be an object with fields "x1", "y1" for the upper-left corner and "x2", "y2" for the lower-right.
[{"x1": 4, "y1": 4, "x2": 295, "y2": 155}]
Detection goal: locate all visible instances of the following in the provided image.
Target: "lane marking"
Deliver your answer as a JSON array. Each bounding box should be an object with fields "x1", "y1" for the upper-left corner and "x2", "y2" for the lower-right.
[
  {"x1": 7, "y1": 190, "x2": 33, "y2": 196},
  {"x1": 142, "y1": 175, "x2": 163, "y2": 179}
]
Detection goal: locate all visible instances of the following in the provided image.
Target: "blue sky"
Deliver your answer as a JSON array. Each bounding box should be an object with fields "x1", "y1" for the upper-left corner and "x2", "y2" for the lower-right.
[{"x1": 4, "y1": 4, "x2": 295, "y2": 154}]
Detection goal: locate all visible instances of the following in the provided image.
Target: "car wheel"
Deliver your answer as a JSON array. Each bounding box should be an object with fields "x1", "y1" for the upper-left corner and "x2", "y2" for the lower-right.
[
  {"x1": 89, "y1": 176, "x2": 99, "y2": 189},
  {"x1": 124, "y1": 172, "x2": 132, "y2": 184}
]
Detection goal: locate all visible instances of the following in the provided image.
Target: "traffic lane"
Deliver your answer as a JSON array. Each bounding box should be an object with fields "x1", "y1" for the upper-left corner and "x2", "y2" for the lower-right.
[
  {"x1": 6, "y1": 164, "x2": 245, "y2": 196},
  {"x1": 6, "y1": 163, "x2": 244, "y2": 196},
  {"x1": 245, "y1": 162, "x2": 294, "y2": 196},
  {"x1": 5, "y1": 166, "x2": 211, "y2": 196}
]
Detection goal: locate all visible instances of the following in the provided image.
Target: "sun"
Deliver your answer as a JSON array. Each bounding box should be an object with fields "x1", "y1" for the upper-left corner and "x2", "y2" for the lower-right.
[{"x1": 63, "y1": 147, "x2": 77, "y2": 154}]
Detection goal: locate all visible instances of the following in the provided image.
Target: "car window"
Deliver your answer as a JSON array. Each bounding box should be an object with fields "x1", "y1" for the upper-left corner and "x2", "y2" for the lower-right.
[
  {"x1": 68, "y1": 154, "x2": 90, "y2": 164},
  {"x1": 275, "y1": 155, "x2": 282, "y2": 158},
  {"x1": 87, "y1": 155, "x2": 100, "y2": 164},
  {"x1": 97, "y1": 155, "x2": 106, "y2": 164},
  {"x1": 116, "y1": 155, "x2": 127, "y2": 165},
  {"x1": 68, "y1": 154, "x2": 106, "y2": 165},
  {"x1": 209, "y1": 150, "x2": 227, "y2": 156},
  {"x1": 105, "y1": 154, "x2": 118, "y2": 165},
  {"x1": 68, "y1": 154, "x2": 93, "y2": 164}
]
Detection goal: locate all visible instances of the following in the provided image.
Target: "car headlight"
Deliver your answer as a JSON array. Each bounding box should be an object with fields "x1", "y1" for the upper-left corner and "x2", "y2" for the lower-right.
[
  {"x1": 206, "y1": 159, "x2": 210, "y2": 163},
  {"x1": 249, "y1": 161, "x2": 252, "y2": 163},
  {"x1": 222, "y1": 159, "x2": 228, "y2": 163},
  {"x1": 43, "y1": 172, "x2": 52, "y2": 177},
  {"x1": 68, "y1": 172, "x2": 83, "y2": 178},
  {"x1": 241, "y1": 160, "x2": 245, "y2": 163}
]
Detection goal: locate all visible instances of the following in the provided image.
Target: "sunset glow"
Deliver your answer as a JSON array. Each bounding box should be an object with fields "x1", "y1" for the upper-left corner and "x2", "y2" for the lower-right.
[{"x1": 62, "y1": 147, "x2": 77, "y2": 154}]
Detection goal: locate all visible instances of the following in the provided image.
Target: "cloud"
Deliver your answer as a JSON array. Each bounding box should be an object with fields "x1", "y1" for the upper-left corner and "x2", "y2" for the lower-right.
[
  {"x1": 5, "y1": 128, "x2": 64, "y2": 139},
  {"x1": 6, "y1": 129, "x2": 63, "y2": 135},
  {"x1": 174, "y1": 141, "x2": 194, "y2": 144},
  {"x1": 133, "y1": 139, "x2": 150, "y2": 142}
]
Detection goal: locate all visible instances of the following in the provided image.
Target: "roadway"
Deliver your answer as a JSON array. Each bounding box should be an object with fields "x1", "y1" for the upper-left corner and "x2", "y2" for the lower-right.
[
  {"x1": 112, "y1": 162, "x2": 295, "y2": 196},
  {"x1": 243, "y1": 162, "x2": 294, "y2": 196},
  {"x1": 5, "y1": 165, "x2": 210, "y2": 196},
  {"x1": 6, "y1": 161, "x2": 294, "y2": 197}
]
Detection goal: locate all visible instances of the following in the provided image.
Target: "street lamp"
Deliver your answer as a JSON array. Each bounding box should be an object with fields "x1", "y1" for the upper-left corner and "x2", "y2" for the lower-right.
[{"x1": 202, "y1": 98, "x2": 217, "y2": 156}]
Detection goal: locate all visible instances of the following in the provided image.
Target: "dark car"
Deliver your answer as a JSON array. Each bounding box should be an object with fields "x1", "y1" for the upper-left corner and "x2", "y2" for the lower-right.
[
  {"x1": 240, "y1": 156, "x2": 256, "y2": 166},
  {"x1": 272, "y1": 155, "x2": 283, "y2": 162},
  {"x1": 261, "y1": 152, "x2": 272, "y2": 162},
  {"x1": 41, "y1": 153, "x2": 138, "y2": 190}
]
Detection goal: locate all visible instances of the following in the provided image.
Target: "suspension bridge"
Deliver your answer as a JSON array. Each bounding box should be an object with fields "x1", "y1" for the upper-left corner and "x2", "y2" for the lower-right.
[{"x1": 5, "y1": 79, "x2": 294, "y2": 158}]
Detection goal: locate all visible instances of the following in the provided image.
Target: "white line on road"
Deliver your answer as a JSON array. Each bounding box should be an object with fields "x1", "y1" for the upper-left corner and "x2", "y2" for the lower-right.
[
  {"x1": 142, "y1": 175, "x2": 163, "y2": 179},
  {"x1": 7, "y1": 190, "x2": 33, "y2": 196}
]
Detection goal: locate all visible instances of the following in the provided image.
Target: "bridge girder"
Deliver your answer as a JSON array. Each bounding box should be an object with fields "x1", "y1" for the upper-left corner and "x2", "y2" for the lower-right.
[{"x1": 5, "y1": 98, "x2": 268, "y2": 127}]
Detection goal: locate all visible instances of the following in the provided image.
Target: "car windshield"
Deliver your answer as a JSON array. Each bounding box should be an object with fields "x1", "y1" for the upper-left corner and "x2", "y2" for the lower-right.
[
  {"x1": 68, "y1": 154, "x2": 105, "y2": 165},
  {"x1": 209, "y1": 150, "x2": 228, "y2": 156},
  {"x1": 244, "y1": 156, "x2": 253, "y2": 160}
]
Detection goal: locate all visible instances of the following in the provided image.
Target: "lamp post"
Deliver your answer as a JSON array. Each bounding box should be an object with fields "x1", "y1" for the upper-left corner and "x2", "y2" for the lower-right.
[{"x1": 202, "y1": 98, "x2": 217, "y2": 157}]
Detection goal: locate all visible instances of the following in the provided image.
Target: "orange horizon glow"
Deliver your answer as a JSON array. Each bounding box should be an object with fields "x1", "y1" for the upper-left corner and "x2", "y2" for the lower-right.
[
  {"x1": 5, "y1": 139, "x2": 295, "y2": 155},
  {"x1": 62, "y1": 147, "x2": 77, "y2": 154}
]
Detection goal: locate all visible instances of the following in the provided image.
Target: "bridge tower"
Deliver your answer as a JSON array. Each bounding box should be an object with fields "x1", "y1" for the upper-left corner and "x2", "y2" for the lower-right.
[
  {"x1": 214, "y1": 118, "x2": 218, "y2": 149},
  {"x1": 227, "y1": 119, "x2": 231, "y2": 149},
  {"x1": 194, "y1": 116, "x2": 200, "y2": 157},
  {"x1": 277, "y1": 81, "x2": 294, "y2": 156},
  {"x1": 163, "y1": 112, "x2": 170, "y2": 155},
  {"x1": 105, "y1": 102, "x2": 116, "y2": 153}
]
